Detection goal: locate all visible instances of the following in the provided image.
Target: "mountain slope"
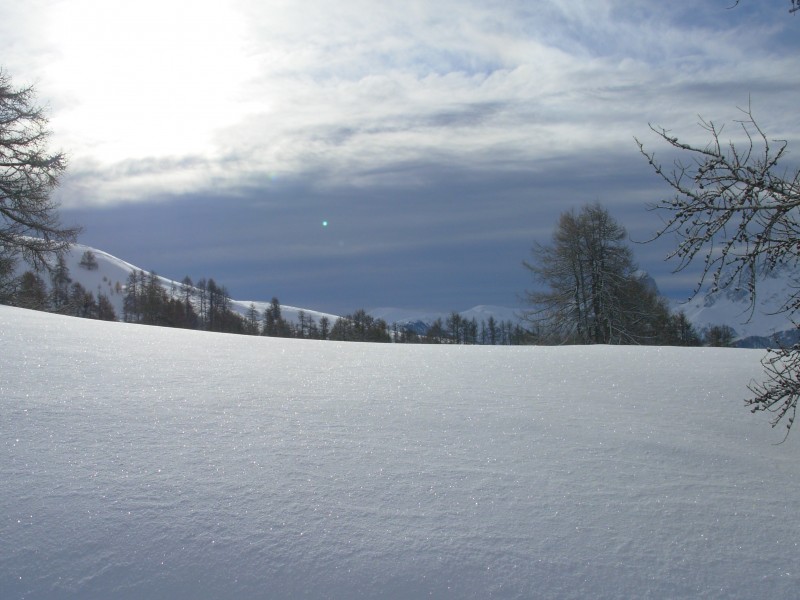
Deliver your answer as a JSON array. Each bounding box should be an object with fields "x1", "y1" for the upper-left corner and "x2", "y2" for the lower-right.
[
  {"x1": 20, "y1": 243, "x2": 340, "y2": 325},
  {"x1": 677, "y1": 267, "x2": 796, "y2": 345}
]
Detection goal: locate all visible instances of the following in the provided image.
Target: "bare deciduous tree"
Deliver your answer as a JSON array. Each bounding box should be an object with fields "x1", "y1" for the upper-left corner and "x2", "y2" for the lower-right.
[{"x1": 637, "y1": 104, "x2": 800, "y2": 435}]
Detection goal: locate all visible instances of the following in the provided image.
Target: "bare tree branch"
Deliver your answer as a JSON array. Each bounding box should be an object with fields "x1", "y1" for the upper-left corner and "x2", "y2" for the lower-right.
[{"x1": 639, "y1": 104, "x2": 800, "y2": 434}]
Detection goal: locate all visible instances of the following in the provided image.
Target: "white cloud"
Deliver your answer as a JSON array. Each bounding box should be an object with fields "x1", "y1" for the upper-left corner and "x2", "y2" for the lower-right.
[{"x1": 2, "y1": 0, "x2": 798, "y2": 208}]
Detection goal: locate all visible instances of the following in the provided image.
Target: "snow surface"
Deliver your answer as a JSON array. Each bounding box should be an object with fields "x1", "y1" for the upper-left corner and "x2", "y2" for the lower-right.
[{"x1": 2, "y1": 305, "x2": 799, "y2": 599}]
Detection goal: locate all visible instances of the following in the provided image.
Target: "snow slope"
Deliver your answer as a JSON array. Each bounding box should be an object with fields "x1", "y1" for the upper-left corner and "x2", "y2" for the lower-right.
[
  {"x1": 2, "y1": 306, "x2": 798, "y2": 599},
  {"x1": 677, "y1": 267, "x2": 796, "y2": 343}
]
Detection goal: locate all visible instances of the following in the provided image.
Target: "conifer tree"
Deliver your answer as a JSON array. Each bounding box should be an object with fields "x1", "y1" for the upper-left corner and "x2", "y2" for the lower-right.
[
  {"x1": 16, "y1": 270, "x2": 48, "y2": 310},
  {"x1": 0, "y1": 70, "x2": 80, "y2": 279},
  {"x1": 96, "y1": 293, "x2": 117, "y2": 321},
  {"x1": 319, "y1": 315, "x2": 330, "y2": 340},
  {"x1": 245, "y1": 303, "x2": 260, "y2": 335},
  {"x1": 49, "y1": 255, "x2": 71, "y2": 313}
]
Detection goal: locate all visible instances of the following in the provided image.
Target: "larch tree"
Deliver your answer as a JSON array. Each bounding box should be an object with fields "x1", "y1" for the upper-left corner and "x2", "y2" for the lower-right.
[
  {"x1": 0, "y1": 70, "x2": 80, "y2": 282},
  {"x1": 245, "y1": 303, "x2": 260, "y2": 335},
  {"x1": 49, "y1": 254, "x2": 71, "y2": 313},
  {"x1": 524, "y1": 203, "x2": 653, "y2": 344},
  {"x1": 16, "y1": 270, "x2": 48, "y2": 310}
]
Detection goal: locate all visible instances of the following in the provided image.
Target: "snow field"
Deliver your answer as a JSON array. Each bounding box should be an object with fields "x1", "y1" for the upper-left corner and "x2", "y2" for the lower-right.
[{"x1": 1, "y1": 305, "x2": 798, "y2": 599}]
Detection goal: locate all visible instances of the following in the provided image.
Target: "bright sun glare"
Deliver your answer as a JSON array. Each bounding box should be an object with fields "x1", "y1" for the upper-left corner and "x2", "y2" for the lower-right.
[{"x1": 44, "y1": 0, "x2": 259, "y2": 163}]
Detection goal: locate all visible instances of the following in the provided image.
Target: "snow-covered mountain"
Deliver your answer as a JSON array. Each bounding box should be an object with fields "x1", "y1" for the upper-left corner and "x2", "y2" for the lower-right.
[
  {"x1": 2, "y1": 305, "x2": 798, "y2": 599},
  {"x1": 676, "y1": 265, "x2": 797, "y2": 347},
  {"x1": 18, "y1": 243, "x2": 340, "y2": 326}
]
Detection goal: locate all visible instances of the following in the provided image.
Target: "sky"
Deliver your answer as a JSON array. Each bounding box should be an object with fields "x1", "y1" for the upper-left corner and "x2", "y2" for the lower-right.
[{"x1": 2, "y1": 0, "x2": 799, "y2": 314}]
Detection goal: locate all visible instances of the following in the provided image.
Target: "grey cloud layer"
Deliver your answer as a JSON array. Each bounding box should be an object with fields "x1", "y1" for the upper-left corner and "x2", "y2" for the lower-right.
[{"x1": 23, "y1": 1, "x2": 790, "y2": 206}]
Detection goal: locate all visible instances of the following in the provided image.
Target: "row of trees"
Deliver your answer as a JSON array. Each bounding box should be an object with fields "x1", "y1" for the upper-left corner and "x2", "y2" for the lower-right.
[
  {"x1": 325, "y1": 309, "x2": 531, "y2": 344},
  {"x1": 4, "y1": 252, "x2": 535, "y2": 344},
  {"x1": 122, "y1": 271, "x2": 248, "y2": 333},
  {"x1": 248, "y1": 302, "x2": 533, "y2": 345},
  {"x1": 11, "y1": 246, "x2": 735, "y2": 349},
  {"x1": 419, "y1": 313, "x2": 531, "y2": 345}
]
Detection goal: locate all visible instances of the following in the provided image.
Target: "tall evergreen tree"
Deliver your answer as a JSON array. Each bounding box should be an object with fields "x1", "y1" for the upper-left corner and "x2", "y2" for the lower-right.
[
  {"x1": 122, "y1": 271, "x2": 140, "y2": 322},
  {"x1": 68, "y1": 281, "x2": 96, "y2": 318},
  {"x1": 263, "y1": 297, "x2": 291, "y2": 337},
  {"x1": 96, "y1": 293, "x2": 117, "y2": 321},
  {"x1": 446, "y1": 312, "x2": 463, "y2": 344},
  {"x1": 16, "y1": 270, "x2": 48, "y2": 310},
  {"x1": 487, "y1": 316, "x2": 498, "y2": 345},
  {"x1": 245, "y1": 303, "x2": 260, "y2": 335},
  {"x1": 319, "y1": 315, "x2": 330, "y2": 340},
  {"x1": 49, "y1": 255, "x2": 71, "y2": 313}
]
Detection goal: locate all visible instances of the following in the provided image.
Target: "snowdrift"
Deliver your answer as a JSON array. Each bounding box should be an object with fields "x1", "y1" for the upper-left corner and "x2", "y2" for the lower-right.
[{"x1": 1, "y1": 306, "x2": 798, "y2": 599}]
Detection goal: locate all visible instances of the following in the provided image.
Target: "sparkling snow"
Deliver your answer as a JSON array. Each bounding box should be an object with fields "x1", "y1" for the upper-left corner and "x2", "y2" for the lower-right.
[{"x1": 1, "y1": 306, "x2": 798, "y2": 599}]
